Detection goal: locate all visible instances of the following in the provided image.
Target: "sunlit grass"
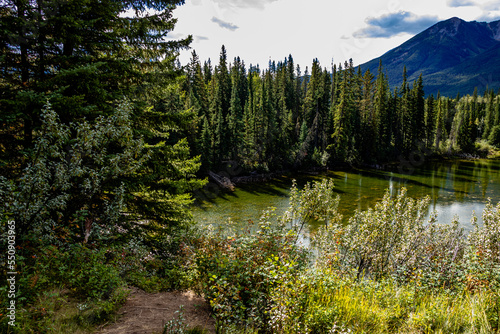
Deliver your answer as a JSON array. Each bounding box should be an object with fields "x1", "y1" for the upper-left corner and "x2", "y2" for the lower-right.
[{"x1": 293, "y1": 270, "x2": 497, "y2": 333}]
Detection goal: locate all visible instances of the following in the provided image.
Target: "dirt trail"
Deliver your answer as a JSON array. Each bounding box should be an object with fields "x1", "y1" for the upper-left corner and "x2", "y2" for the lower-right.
[{"x1": 97, "y1": 287, "x2": 216, "y2": 334}]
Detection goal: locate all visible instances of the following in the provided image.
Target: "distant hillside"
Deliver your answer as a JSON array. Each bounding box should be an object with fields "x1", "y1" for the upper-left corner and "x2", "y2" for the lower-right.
[{"x1": 359, "y1": 17, "x2": 500, "y2": 97}]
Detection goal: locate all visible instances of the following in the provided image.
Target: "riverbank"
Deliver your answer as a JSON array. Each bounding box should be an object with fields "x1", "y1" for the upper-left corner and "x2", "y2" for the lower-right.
[
  {"x1": 190, "y1": 181, "x2": 500, "y2": 333},
  {"x1": 204, "y1": 141, "x2": 500, "y2": 193},
  {"x1": 193, "y1": 158, "x2": 500, "y2": 231}
]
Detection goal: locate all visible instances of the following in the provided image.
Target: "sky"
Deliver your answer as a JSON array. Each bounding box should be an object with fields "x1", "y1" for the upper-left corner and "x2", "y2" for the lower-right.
[{"x1": 169, "y1": 0, "x2": 500, "y2": 70}]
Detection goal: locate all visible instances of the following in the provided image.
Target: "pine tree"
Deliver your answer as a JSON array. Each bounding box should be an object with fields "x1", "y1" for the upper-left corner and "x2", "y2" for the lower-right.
[
  {"x1": 482, "y1": 91, "x2": 495, "y2": 140},
  {"x1": 210, "y1": 45, "x2": 232, "y2": 163},
  {"x1": 200, "y1": 116, "x2": 213, "y2": 170},
  {"x1": 359, "y1": 69, "x2": 376, "y2": 162},
  {"x1": 303, "y1": 59, "x2": 330, "y2": 153},
  {"x1": 374, "y1": 61, "x2": 390, "y2": 160},
  {"x1": 331, "y1": 60, "x2": 357, "y2": 163},
  {"x1": 424, "y1": 95, "x2": 436, "y2": 149},
  {"x1": 184, "y1": 51, "x2": 209, "y2": 157},
  {"x1": 413, "y1": 74, "x2": 426, "y2": 146},
  {"x1": 1, "y1": 0, "x2": 204, "y2": 243},
  {"x1": 227, "y1": 56, "x2": 248, "y2": 159},
  {"x1": 434, "y1": 96, "x2": 448, "y2": 149},
  {"x1": 457, "y1": 107, "x2": 474, "y2": 152},
  {"x1": 0, "y1": 0, "x2": 191, "y2": 170}
]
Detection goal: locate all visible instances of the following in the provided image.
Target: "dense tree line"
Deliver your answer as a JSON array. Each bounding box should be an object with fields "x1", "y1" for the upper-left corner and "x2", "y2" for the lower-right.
[{"x1": 183, "y1": 47, "x2": 500, "y2": 173}]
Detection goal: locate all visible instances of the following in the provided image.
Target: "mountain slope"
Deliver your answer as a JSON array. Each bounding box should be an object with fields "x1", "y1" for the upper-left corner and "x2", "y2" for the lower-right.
[{"x1": 359, "y1": 17, "x2": 500, "y2": 96}]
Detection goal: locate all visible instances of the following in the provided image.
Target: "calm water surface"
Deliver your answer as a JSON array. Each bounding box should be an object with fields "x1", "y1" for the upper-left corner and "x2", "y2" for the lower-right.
[{"x1": 192, "y1": 159, "x2": 500, "y2": 232}]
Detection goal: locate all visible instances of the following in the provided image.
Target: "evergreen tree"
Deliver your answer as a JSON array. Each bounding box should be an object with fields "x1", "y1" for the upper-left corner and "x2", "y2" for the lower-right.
[
  {"x1": 203, "y1": 59, "x2": 213, "y2": 84},
  {"x1": 412, "y1": 74, "x2": 426, "y2": 147},
  {"x1": 374, "y1": 61, "x2": 390, "y2": 160},
  {"x1": 434, "y1": 96, "x2": 448, "y2": 149},
  {"x1": 482, "y1": 91, "x2": 495, "y2": 140},
  {"x1": 184, "y1": 50, "x2": 209, "y2": 156},
  {"x1": 0, "y1": 0, "x2": 191, "y2": 172},
  {"x1": 359, "y1": 69, "x2": 376, "y2": 162},
  {"x1": 200, "y1": 116, "x2": 213, "y2": 170},
  {"x1": 210, "y1": 45, "x2": 232, "y2": 163},
  {"x1": 457, "y1": 107, "x2": 474, "y2": 152},
  {"x1": 227, "y1": 57, "x2": 248, "y2": 159},
  {"x1": 331, "y1": 60, "x2": 357, "y2": 163},
  {"x1": 261, "y1": 69, "x2": 277, "y2": 168},
  {"x1": 1, "y1": 0, "x2": 204, "y2": 243},
  {"x1": 424, "y1": 95, "x2": 436, "y2": 149},
  {"x1": 303, "y1": 59, "x2": 330, "y2": 154}
]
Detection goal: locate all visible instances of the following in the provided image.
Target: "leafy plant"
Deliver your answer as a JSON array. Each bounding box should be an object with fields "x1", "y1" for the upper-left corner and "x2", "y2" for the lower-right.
[
  {"x1": 0, "y1": 101, "x2": 147, "y2": 248},
  {"x1": 194, "y1": 213, "x2": 310, "y2": 331}
]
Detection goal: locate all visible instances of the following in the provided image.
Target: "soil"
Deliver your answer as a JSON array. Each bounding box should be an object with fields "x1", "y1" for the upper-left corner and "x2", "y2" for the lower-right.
[{"x1": 97, "y1": 287, "x2": 216, "y2": 334}]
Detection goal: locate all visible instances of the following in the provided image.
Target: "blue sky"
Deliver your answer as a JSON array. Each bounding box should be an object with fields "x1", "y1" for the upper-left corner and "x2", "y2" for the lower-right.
[{"x1": 170, "y1": 0, "x2": 500, "y2": 69}]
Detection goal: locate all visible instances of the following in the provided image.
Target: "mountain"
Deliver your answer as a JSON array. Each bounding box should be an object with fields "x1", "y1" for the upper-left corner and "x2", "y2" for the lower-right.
[{"x1": 359, "y1": 17, "x2": 500, "y2": 97}]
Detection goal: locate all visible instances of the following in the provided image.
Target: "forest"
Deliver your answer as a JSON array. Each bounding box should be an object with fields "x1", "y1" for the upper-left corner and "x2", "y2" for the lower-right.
[
  {"x1": 182, "y1": 47, "x2": 500, "y2": 173},
  {"x1": 1, "y1": 1, "x2": 500, "y2": 333}
]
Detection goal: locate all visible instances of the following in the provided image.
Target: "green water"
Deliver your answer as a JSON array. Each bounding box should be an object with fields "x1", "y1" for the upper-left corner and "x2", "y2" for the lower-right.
[{"x1": 192, "y1": 159, "x2": 500, "y2": 232}]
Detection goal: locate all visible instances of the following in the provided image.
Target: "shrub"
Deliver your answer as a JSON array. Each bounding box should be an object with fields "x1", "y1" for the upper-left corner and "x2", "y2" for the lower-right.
[
  {"x1": 192, "y1": 179, "x2": 340, "y2": 331},
  {"x1": 464, "y1": 201, "x2": 500, "y2": 291},
  {"x1": 0, "y1": 101, "x2": 147, "y2": 248},
  {"x1": 314, "y1": 187, "x2": 468, "y2": 289},
  {"x1": 194, "y1": 213, "x2": 310, "y2": 331}
]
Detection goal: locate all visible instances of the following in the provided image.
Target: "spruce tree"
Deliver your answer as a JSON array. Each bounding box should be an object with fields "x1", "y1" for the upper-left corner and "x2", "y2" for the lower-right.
[
  {"x1": 425, "y1": 95, "x2": 436, "y2": 149},
  {"x1": 210, "y1": 45, "x2": 232, "y2": 163},
  {"x1": 359, "y1": 69, "x2": 376, "y2": 162},
  {"x1": 434, "y1": 96, "x2": 448, "y2": 149},
  {"x1": 374, "y1": 61, "x2": 390, "y2": 160},
  {"x1": 0, "y1": 0, "x2": 191, "y2": 170},
  {"x1": 331, "y1": 60, "x2": 357, "y2": 163}
]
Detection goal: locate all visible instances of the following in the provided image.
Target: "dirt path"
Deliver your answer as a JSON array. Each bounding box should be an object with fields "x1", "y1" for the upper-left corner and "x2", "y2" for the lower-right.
[{"x1": 97, "y1": 287, "x2": 216, "y2": 334}]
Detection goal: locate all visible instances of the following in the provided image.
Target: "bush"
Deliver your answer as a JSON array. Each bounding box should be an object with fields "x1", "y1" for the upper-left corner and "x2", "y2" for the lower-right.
[
  {"x1": 314, "y1": 188, "x2": 467, "y2": 288},
  {"x1": 194, "y1": 213, "x2": 310, "y2": 331},
  {"x1": 192, "y1": 181, "x2": 500, "y2": 332},
  {"x1": 0, "y1": 101, "x2": 147, "y2": 248},
  {"x1": 192, "y1": 180, "x2": 340, "y2": 331},
  {"x1": 464, "y1": 200, "x2": 500, "y2": 291}
]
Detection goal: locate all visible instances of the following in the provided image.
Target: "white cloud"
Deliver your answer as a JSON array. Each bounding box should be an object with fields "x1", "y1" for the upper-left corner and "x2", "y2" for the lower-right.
[
  {"x1": 354, "y1": 11, "x2": 439, "y2": 38},
  {"x1": 195, "y1": 35, "x2": 209, "y2": 42},
  {"x1": 211, "y1": 16, "x2": 239, "y2": 31},
  {"x1": 447, "y1": 0, "x2": 476, "y2": 7}
]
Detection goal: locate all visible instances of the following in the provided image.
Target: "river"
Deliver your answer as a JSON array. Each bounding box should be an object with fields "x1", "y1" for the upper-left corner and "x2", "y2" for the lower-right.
[{"x1": 192, "y1": 159, "x2": 500, "y2": 232}]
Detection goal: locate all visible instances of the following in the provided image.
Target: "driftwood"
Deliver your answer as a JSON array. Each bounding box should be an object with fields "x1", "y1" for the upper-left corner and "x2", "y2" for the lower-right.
[
  {"x1": 231, "y1": 172, "x2": 279, "y2": 184},
  {"x1": 208, "y1": 171, "x2": 235, "y2": 191}
]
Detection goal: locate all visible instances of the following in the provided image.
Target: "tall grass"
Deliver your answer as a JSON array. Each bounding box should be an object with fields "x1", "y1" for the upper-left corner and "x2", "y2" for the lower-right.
[{"x1": 282, "y1": 270, "x2": 497, "y2": 333}]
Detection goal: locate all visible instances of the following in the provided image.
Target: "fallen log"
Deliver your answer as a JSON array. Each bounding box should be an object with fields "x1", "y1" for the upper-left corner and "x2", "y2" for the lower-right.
[{"x1": 208, "y1": 171, "x2": 235, "y2": 191}]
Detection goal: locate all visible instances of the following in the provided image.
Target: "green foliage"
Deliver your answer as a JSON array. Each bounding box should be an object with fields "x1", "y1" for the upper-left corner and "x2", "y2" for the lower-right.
[
  {"x1": 271, "y1": 271, "x2": 495, "y2": 333},
  {"x1": 161, "y1": 306, "x2": 209, "y2": 334},
  {"x1": 163, "y1": 306, "x2": 189, "y2": 334},
  {"x1": 194, "y1": 214, "x2": 310, "y2": 331},
  {"x1": 315, "y1": 188, "x2": 468, "y2": 287},
  {"x1": 465, "y1": 200, "x2": 500, "y2": 292},
  {"x1": 0, "y1": 243, "x2": 130, "y2": 333},
  {"x1": 287, "y1": 179, "x2": 342, "y2": 234},
  {"x1": 181, "y1": 49, "x2": 500, "y2": 172},
  {"x1": 193, "y1": 181, "x2": 500, "y2": 332},
  {"x1": 0, "y1": 0, "x2": 191, "y2": 171},
  {"x1": 489, "y1": 125, "x2": 500, "y2": 147},
  {"x1": 0, "y1": 101, "x2": 146, "y2": 246}
]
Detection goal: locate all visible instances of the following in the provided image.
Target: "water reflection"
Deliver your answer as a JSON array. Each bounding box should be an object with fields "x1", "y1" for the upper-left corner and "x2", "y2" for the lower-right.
[{"x1": 192, "y1": 159, "x2": 500, "y2": 232}]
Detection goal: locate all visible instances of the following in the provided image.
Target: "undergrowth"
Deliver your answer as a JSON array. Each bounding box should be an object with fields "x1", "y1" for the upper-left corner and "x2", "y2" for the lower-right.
[{"x1": 189, "y1": 180, "x2": 500, "y2": 333}]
